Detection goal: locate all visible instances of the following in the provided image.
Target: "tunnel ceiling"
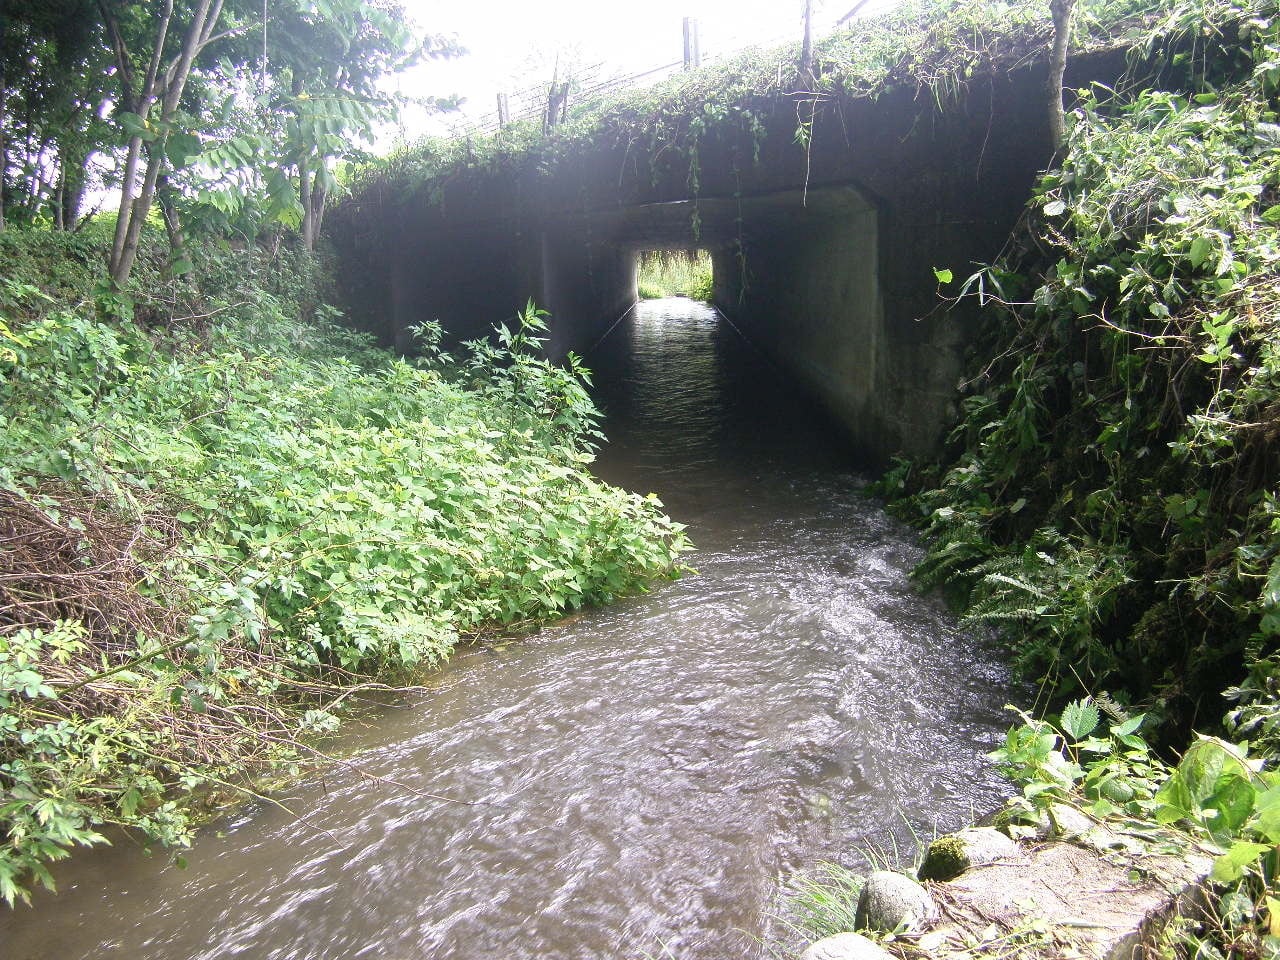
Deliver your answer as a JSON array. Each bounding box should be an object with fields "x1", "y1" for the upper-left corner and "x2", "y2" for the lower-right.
[{"x1": 562, "y1": 185, "x2": 880, "y2": 251}]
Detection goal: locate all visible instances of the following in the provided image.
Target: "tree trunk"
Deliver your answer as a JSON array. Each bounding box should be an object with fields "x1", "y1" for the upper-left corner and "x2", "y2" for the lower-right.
[
  {"x1": 800, "y1": 0, "x2": 814, "y2": 84},
  {"x1": 54, "y1": 175, "x2": 65, "y2": 230},
  {"x1": 309, "y1": 174, "x2": 328, "y2": 249},
  {"x1": 157, "y1": 172, "x2": 187, "y2": 277},
  {"x1": 105, "y1": 0, "x2": 172, "y2": 280},
  {"x1": 108, "y1": 0, "x2": 225, "y2": 287},
  {"x1": 0, "y1": 12, "x2": 7, "y2": 233},
  {"x1": 1047, "y1": 0, "x2": 1076, "y2": 151},
  {"x1": 60, "y1": 147, "x2": 88, "y2": 229},
  {"x1": 299, "y1": 150, "x2": 314, "y2": 249}
]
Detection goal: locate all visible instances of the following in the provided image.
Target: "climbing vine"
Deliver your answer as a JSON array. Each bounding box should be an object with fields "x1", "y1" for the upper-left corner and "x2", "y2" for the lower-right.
[
  {"x1": 877, "y1": 0, "x2": 1280, "y2": 743},
  {"x1": 346, "y1": 0, "x2": 1189, "y2": 222}
]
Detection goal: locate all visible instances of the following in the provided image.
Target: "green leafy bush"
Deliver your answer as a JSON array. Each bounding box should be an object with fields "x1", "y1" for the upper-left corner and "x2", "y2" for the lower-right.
[
  {"x1": 990, "y1": 698, "x2": 1168, "y2": 823},
  {"x1": 0, "y1": 231, "x2": 689, "y2": 904},
  {"x1": 881, "y1": 0, "x2": 1280, "y2": 736},
  {"x1": 992, "y1": 701, "x2": 1280, "y2": 958}
]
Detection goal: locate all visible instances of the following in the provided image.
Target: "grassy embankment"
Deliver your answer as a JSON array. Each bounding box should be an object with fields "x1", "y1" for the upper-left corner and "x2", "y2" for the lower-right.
[
  {"x1": 882, "y1": 0, "x2": 1280, "y2": 767},
  {"x1": 0, "y1": 227, "x2": 688, "y2": 905},
  {"x1": 785, "y1": 0, "x2": 1280, "y2": 954}
]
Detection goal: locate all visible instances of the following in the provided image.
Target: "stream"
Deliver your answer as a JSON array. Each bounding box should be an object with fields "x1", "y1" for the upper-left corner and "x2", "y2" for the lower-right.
[{"x1": 1, "y1": 298, "x2": 1019, "y2": 960}]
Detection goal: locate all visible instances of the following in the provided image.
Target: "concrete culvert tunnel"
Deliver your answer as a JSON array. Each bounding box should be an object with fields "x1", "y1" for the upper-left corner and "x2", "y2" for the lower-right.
[
  {"x1": 556, "y1": 186, "x2": 910, "y2": 464},
  {"x1": 330, "y1": 54, "x2": 1128, "y2": 463},
  {"x1": 368, "y1": 181, "x2": 958, "y2": 465}
]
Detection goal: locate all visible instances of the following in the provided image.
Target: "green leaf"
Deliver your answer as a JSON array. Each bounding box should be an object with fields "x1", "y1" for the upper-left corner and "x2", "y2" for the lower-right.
[
  {"x1": 1211, "y1": 841, "x2": 1270, "y2": 882},
  {"x1": 1060, "y1": 699, "x2": 1100, "y2": 741},
  {"x1": 1188, "y1": 236, "x2": 1213, "y2": 268},
  {"x1": 120, "y1": 787, "x2": 142, "y2": 818},
  {"x1": 1262, "y1": 205, "x2": 1280, "y2": 224},
  {"x1": 1156, "y1": 738, "x2": 1257, "y2": 832},
  {"x1": 117, "y1": 111, "x2": 155, "y2": 142},
  {"x1": 1112, "y1": 714, "x2": 1145, "y2": 738},
  {"x1": 1260, "y1": 557, "x2": 1280, "y2": 636},
  {"x1": 933, "y1": 267, "x2": 953, "y2": 284},
  {"x1": 166, "y1": 132, "x2": 202, "y2": 168},
  {"x1": 1251, "y1": 786, "x2": 1280, "y2": 844},
  {"x1": 1212, "y1": 775, "x2": 1259, "y2": 833}
]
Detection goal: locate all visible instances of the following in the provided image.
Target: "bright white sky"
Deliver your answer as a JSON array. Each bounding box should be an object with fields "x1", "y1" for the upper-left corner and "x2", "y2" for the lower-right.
[{"x1": 385, "y1": 0, "x2": 901, "y2": 143}]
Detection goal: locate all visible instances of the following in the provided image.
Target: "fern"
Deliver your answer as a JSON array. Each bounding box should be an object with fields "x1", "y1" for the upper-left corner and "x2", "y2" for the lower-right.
[
  {"x1": 913, "y1": 514, "x2": 990, "y2": 590},
  {"x1": 961, "y1": 530, "x2": 1133, "y2": 688}
]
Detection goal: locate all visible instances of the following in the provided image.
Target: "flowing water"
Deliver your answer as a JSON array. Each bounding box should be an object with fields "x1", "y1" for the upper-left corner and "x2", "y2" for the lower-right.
[{"x1": 2, "y1": 298, "x2": 1019, "y2": 960}]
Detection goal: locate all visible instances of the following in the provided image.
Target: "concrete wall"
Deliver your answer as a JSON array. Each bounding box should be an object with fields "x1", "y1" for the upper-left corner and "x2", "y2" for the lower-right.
[
  {"x1": 328, "y1": 50, "x2": 1130, "y2": 466},
  {"x1": 716, "y1": 190, "x2": 891, "y2": 458}
]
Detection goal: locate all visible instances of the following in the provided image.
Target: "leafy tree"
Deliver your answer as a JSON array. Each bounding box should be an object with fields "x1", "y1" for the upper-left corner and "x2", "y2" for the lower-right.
[
  {"x1": 0, "y1": 0, "x2": 111, "y2": 230},
  {"x1": 266, "y1": 0, "x2": 453, "y2": 248},
  {"x1": 164, "y1": 0, "x2": 458, "y2": 255},
  {"x1": 1, "y1": 0, "x2": 452, "y2": 279},
  {"x1": 98, "y1": 0, "x2": 245, "y2": 285}
]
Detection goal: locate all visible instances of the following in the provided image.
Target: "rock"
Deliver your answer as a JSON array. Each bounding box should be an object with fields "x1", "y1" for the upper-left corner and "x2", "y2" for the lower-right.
[
  {"x1": 799, "y1": 932, "x2": 893, "y2": 960},
  {"x1": 995, "y1": 802, "x2": 1096, "y2": 841},
  {"x1": 1004, "y1": 803, "x2": 1141, "y2": 856},
  {"x1": 918, "y1": 827, "x2": 1020, "y2": 880},
  {"x1": 1037, "y1": 803, "x2": 1095, "y2": 839},
  {"x1": 854, "y1": 870, "x2": 939, "y2": 934},
  {"x1": 940, "y1": 839, "x2": 1214, "y2": 960}
]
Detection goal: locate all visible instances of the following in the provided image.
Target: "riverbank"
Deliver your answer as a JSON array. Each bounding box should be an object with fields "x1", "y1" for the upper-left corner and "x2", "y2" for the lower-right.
[
  {"x1": 786, "y1": 0, "x2": 1280, "y2": 953},
  {"x1": 0, "y1": 228, "x2": 689, "y2": 906}
]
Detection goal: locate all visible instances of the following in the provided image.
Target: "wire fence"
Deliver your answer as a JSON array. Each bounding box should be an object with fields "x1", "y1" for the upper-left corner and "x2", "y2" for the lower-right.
[{"x1": 432, "y1": 17, "x2": 824, "y2": 139}]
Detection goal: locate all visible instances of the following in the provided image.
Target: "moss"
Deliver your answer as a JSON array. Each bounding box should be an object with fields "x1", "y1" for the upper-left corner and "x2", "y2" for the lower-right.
[
  {"x1": 347, "y1": 0, "x2": 1182, "y2": 206},
  {"x1": 918, "y1": 833, "x2": 971, "y2": 881}
]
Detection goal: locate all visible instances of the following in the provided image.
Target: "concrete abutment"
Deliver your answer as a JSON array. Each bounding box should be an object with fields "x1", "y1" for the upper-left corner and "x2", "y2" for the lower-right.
[{"x1": 329, "y1": 50, "x2": 1128, "y2": 465}]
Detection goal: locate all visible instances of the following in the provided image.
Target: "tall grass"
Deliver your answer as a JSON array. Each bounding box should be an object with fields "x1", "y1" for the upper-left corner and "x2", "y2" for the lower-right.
[{"x1": 636, "y1": 249, "x2": 713, "y2": 301}]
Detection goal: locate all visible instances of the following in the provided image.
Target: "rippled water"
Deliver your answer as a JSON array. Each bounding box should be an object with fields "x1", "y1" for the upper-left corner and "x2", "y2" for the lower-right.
[{"x1": 1, "y1": 299, "x2": 1018, "y2": 960}]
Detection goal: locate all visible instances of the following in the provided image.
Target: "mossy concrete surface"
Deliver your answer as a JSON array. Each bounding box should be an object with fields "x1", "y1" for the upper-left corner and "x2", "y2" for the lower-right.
[
  {"x1": 330, "y1": 49, "x2": 1131, "y2": 466},
  {"x1": 916, "y1": 838, "x2": 1210, "y2": 960}
]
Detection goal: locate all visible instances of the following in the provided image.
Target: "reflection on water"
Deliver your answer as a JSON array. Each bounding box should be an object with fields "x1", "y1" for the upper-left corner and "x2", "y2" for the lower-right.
[{"x1": 1, "y1": 299, "x2": 1017, "y2": 960}]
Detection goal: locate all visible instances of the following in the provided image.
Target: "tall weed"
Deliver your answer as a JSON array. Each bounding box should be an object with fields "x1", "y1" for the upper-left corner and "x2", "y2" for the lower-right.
[{"x1": 0, "y1": 232, "x2": 689, "y2": 903}]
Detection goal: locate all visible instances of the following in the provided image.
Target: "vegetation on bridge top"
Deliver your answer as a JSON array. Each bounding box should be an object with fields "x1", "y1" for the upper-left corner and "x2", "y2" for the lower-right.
[{"x1": 351, "y1": 0, "x2": 1203, "y2": 201}]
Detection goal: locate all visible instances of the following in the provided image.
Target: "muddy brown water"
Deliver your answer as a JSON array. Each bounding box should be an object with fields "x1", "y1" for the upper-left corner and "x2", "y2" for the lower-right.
[{"x1": 1, "y1": 299, "x2": 1019, "y2": 960}]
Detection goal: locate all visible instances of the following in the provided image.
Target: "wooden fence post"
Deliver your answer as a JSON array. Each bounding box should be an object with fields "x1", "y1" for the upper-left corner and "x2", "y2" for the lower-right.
[
  {"x1": 800, "y1": 0, "x2": 813, "y2": 81},
  {"x1": 683, "y1": 17, "x2": 701, "y2": 70}
]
